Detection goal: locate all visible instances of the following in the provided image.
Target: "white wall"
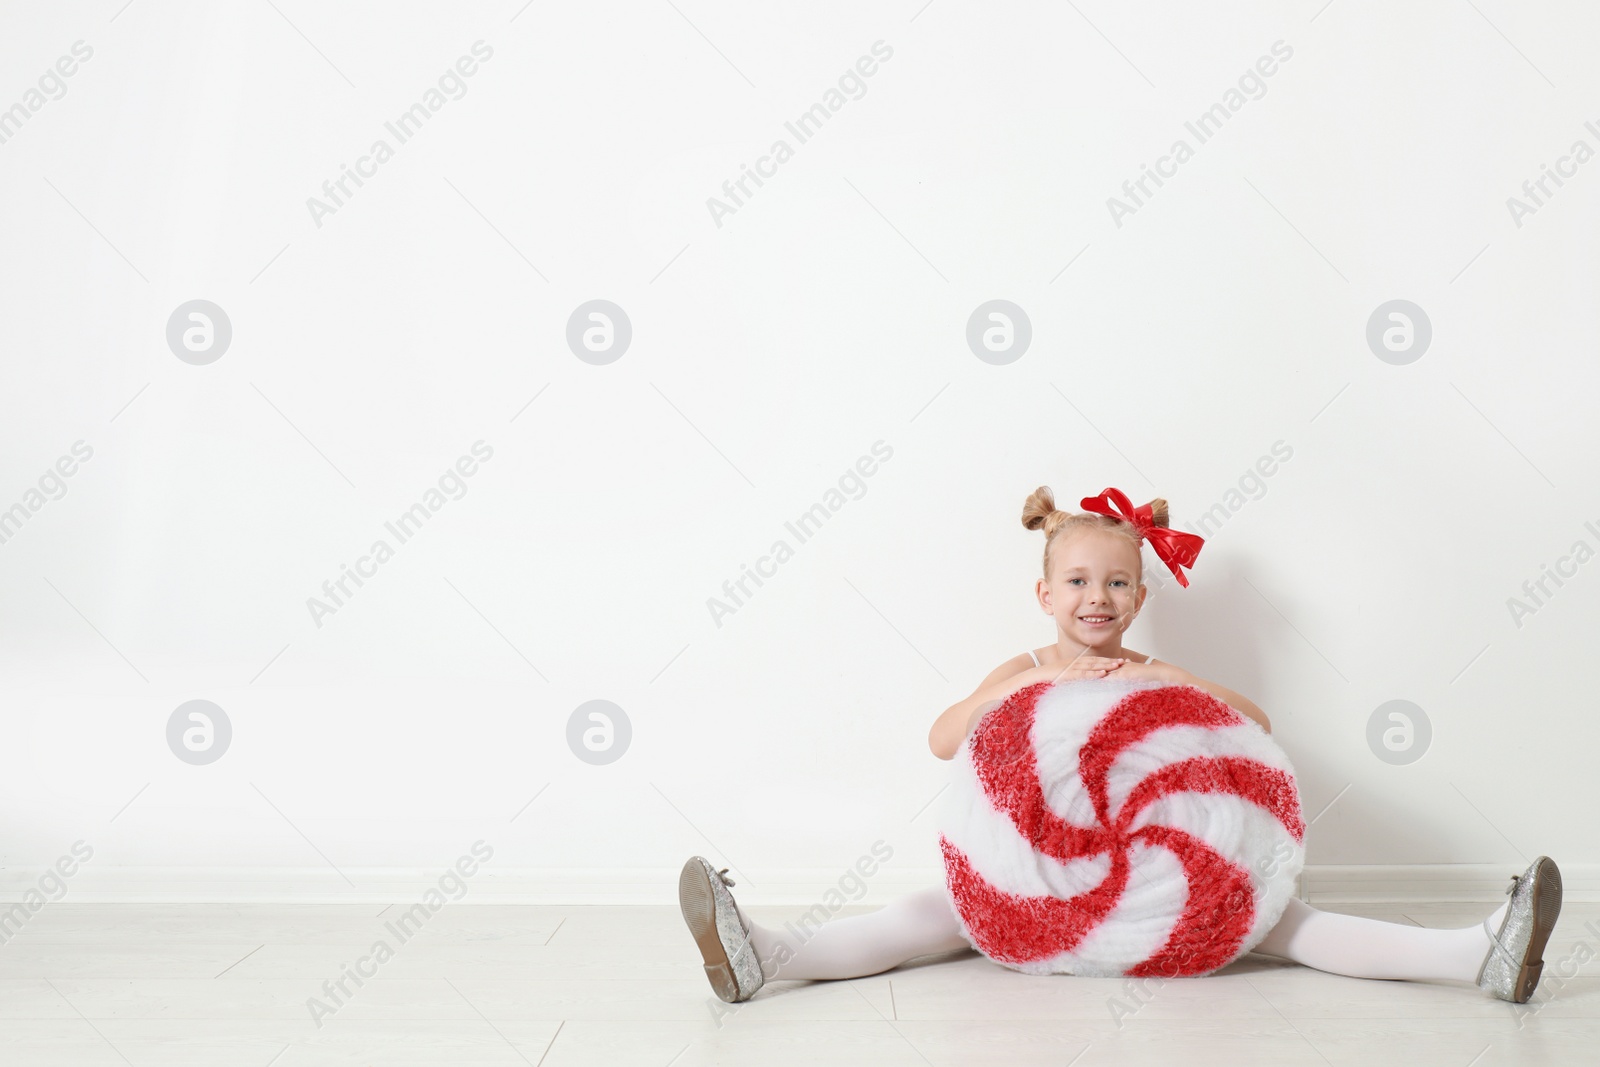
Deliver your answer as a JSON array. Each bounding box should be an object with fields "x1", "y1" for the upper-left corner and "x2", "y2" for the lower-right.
[{"x1": 1, "y1": 0, "x2": 1596, "y2": 904}]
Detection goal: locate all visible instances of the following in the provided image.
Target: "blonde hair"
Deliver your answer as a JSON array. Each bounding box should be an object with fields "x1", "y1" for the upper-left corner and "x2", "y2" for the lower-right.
[{"x1": 1021, "y1": 485, "x2": 1169, "y2": 582}]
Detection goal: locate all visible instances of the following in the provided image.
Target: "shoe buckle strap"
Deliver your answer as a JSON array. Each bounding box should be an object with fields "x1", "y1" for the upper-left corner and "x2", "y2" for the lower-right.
[
  {"x1": 728, "y1": 923, "x2": 756, "y2": 963},
  {"x1": 1483, "y1": 915, "x2": 1521, "y2": 972},
  {"x1": 721, "y1": 917, "x2": 765, "y2": 988},
  {"x1": 716, "y1": 880, "x2": 757, "y2": 965}
]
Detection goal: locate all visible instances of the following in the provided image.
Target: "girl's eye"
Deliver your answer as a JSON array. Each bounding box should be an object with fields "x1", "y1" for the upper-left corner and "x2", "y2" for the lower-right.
[{"x1": 1068, "y1": 578, "x2": 1128, "y2": 587}]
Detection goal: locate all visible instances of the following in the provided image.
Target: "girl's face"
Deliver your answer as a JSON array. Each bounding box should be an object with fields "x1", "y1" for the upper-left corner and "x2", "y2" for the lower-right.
[{"x1": 1036, "y1": 529, "x2": 1147, "y2": 649}]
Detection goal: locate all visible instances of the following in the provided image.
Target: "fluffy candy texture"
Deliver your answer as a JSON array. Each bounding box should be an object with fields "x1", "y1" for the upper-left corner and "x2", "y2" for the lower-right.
[{"x1": 937, "y1": 677, "x2": 1305, "y2": 978}]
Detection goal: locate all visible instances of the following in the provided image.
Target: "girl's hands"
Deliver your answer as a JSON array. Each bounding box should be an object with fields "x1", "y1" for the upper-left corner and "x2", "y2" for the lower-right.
[
  {"x1": 1096, "y1": 660, "x2": 1184, "y2": 685},
  {"x1": 1032, "y1": 659, "x2": 1185, "y2": 687},
  {"x1": 974, "y1": 659, "x2": 1127, "y2": 721},
  {"x1": 1031, "y1": 657, "x2": 1129, "y2": 685},
  {"x1": 955, "y1": 660, "x2": 1128, "y2": 750}
]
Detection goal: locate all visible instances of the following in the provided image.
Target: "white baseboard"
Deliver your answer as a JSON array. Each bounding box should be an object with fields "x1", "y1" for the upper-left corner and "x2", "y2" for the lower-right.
[
  {"x1": 1296, "y1": 863, "x2": 1600, "y2": 904},
  {"x1": 1, "y1": 864, "x2": 1595, "y2": 906}
]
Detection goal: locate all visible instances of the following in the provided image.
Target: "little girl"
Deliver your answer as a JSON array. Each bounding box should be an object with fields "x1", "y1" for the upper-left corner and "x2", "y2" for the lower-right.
[{"x1": 679, "y1": 485, "x2": 1564, "y2": 1007}]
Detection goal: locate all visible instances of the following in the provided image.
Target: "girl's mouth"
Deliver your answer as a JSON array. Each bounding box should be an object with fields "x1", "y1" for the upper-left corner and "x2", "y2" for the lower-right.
[{"x1": 1078, "y1": 615, "x2": 1113, "y2": 628}]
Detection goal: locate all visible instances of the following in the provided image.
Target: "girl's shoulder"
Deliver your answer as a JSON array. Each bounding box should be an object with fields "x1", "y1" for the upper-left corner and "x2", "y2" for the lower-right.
[{"x1": 969, "y1": 652, "x2": 1040, "y2": 696}]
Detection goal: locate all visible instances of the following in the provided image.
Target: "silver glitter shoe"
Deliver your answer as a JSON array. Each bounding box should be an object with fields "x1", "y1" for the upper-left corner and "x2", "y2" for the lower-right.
[
  {"x1": 679, "y1": 856, "x2": 765, "y2": 1003},
  {"x1": 1476, "y1": 855, "x2": 1562, "y2": 1004}
]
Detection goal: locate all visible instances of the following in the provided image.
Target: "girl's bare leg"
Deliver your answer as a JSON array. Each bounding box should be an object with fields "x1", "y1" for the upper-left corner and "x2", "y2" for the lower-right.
[{"x1": 742, "y1": 887, "x2": 972, "y2": 981}]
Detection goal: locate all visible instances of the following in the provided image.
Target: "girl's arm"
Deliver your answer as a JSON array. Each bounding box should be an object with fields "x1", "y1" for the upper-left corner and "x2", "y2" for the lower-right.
[
  {"x1": 928, "y1": 656, "x2": 1128, "y2": 760},
  {"x1": 928, "y1": 655, "x2": 1035, "y2": 762}
]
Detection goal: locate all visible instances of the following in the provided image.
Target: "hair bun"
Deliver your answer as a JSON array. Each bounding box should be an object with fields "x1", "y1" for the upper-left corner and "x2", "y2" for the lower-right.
[
  {"x1": 1025, "y1": 483, "x2": 1169, "y2": 583},
  {"x1": 1020, "y1": 485, "x2": 1059, "y2": 532}
]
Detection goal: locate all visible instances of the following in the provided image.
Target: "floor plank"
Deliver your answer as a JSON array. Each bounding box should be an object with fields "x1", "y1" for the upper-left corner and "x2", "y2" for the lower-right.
[{"x1": 0, "y1": 901, "x2": 1592, "y2": 1063}]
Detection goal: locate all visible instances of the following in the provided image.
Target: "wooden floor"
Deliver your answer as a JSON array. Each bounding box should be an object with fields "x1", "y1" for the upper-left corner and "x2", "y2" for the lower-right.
[{"x1": 1, "y1": 900, "x2": 1596, "y2": 1065}]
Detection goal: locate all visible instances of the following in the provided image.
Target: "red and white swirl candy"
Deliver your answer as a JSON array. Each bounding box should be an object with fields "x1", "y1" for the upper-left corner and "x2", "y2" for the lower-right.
[{"x1": 938, "y1": 677, "x2": 1305, "y2": 978}]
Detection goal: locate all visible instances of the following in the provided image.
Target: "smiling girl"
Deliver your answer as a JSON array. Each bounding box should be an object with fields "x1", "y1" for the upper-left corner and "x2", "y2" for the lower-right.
[{"x1": 680, "y1": 485, "x2": 1562, "y2": 1008}]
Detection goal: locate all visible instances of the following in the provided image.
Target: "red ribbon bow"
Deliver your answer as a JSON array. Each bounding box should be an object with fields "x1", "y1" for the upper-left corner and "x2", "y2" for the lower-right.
[{"x1": 1079, "y1": 487, "x2": 1205, "y2": 588}]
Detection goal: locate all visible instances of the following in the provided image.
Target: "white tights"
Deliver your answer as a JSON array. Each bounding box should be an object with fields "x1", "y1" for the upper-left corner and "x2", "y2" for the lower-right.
[{"x1": 741, "y1": 887, "x2": 1508, "y2": 984}]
